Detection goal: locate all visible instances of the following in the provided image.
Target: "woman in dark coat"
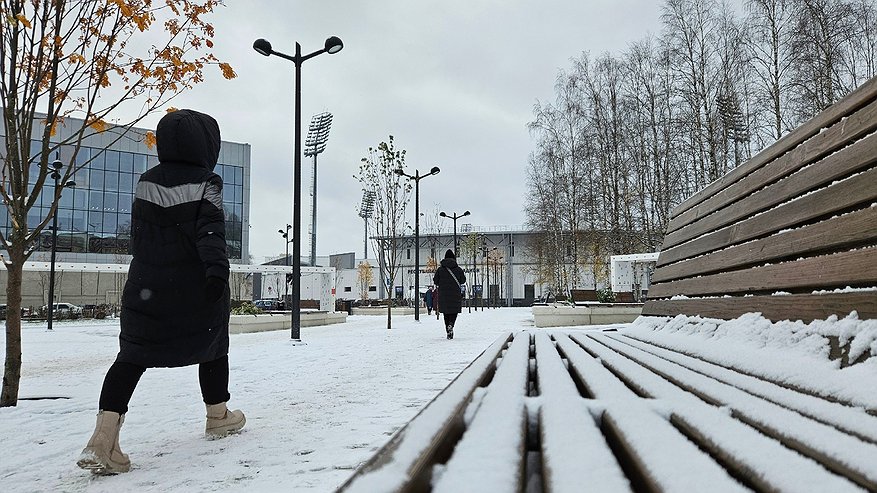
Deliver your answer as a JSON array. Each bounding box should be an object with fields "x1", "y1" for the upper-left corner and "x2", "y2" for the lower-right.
[
  {"x1": 78, "y1": 110, "x2": 245, "y2": 475},
  {"x1": 433, "y1": 249, "x2": 466, "y2": 339}
]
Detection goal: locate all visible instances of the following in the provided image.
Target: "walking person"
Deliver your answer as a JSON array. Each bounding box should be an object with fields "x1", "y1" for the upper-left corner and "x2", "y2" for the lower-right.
[
  {"x1": 77, "y1": 110, "x2": 245, "y2": 475},
  {"x1": 433, "y1": 249, "x2": 466, "y2": 339},
  {"x1": 425, "y1": 285, "x2": 435, "y2": 315}
]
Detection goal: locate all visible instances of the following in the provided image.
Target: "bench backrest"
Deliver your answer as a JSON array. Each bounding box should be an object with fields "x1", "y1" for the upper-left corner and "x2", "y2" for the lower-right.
[{"x1": 643, "y1": 76, "x2": 877, "y2": 322}]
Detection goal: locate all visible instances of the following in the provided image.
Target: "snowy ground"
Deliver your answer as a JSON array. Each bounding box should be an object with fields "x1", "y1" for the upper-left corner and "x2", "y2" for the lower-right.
[
  {"x1": 0, "y1": 308, "x2": 536, "y2": 493},
  {"x1": 5, "y1": 308, "x2": 875, "y2": 492}
]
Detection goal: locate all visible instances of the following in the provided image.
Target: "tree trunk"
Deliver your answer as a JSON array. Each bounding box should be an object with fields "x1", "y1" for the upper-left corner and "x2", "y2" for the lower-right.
[
  {"x1": 1, "y1": 259, "x2": 25, "y2": 407},
  {"x1": 386, "y1": 302, "x2": 392, "y2": 330}
]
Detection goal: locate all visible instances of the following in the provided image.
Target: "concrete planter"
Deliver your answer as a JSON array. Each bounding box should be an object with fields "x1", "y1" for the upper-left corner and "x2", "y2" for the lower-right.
[
  {"x1": 532, "y1": 303, "x2": 643, "y2": 327},
  {"x1": 229, "y1": 311, "x2": 347, "y2": 334}
]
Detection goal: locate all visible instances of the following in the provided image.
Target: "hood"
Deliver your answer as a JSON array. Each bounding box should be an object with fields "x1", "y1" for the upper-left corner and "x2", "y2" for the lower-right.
[
  {"x1": 440, "y1": 257, "x2": 458, "y2": 269},
  {"x1": 156, "y1": 109, "x2": 221, "y2": 170}
]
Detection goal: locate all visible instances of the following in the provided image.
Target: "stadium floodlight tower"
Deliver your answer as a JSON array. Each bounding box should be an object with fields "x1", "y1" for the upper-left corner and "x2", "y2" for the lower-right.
[
  {"x1": 304, "y1": 111, "x2": 333, "y2": 268},
  {"x1": 358, "y1": 190, "x2": 376, "y2": 259}
]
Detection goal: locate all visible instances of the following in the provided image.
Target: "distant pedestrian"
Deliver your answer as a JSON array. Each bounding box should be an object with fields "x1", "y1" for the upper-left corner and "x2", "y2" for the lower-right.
[
  {"x1": 425, "y1": 286, "x2": 435, "y2": 315},
  {"x1": 433, "y1": 249, "x2": 466, "y2": 339},
  {"x1": 77, "y1": 110, "x2": 245, "y2": 476}
]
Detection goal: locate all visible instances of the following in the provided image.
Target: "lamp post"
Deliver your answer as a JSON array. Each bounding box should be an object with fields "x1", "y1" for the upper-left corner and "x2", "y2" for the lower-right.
[
  {"x1": 304, "y1": 111, "x2": 333, "y2": 267},
  {"x1": 253, "y1": 35, "x2": 343, "y2": 341},
  {"x1": 278, "y1": 224, "x2": 291, "y2": 307},
  {"x1": 439, "y1": 210, "x2": 470, "y2": 254},
  {"x1": 395, "y1": 166, "x2": 440, "y2": 321},
  {"x1": 47, "y1": 158, "x2": 75, "y2": 331}
]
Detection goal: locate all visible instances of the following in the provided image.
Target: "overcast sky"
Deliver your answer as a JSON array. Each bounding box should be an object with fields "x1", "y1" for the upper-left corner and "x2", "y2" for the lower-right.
[{"x1": 139, "y1": 0, "x2": 664, "y2": 263}]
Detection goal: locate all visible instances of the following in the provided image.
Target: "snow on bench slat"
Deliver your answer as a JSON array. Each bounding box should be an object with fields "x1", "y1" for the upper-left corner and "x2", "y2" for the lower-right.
[
  {"x1": 580, "y1": 333, "x2": 877, "y2": 490},
  {"x1": 607, "y1": 333, "x2": 877, "y2": 443},
  {"x1": 623, "y1": 314, "x2": 877, "y2": 409},
  {"x1": 555, "y1": 334, "x2": 748, "y2": 492},
  {"x1": 533, "y1": 332, "x2": 630, "y2": 492},
  {"x1": 342, "y1": 333, "x2": 513, "y2": 493},
  {"x1": 571, "y1": 333, "x2": 863, "y2": 492},
  {"x1": 432, "y1": 332, "x2": 531, "y2": 493}
]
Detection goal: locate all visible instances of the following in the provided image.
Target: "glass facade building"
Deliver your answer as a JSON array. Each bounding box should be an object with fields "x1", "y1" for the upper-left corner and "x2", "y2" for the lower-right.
[{"x1": 1, "y1": 117, "x2": 251, "y2": 263}]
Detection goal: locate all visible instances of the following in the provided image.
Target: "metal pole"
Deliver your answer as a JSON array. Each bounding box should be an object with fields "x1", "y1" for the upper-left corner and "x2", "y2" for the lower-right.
[
  {"x1": 453, "y1": 218, "x2": 458, "y2": 254},
  {"x1": 414, "y1": 170, "x2": 420, "y2": 321},
  {"x1": 46, "y1": 173, "x2": 59, "y2": 331},
  {"x1": 291, "y1": 43, "x2": 302, "y2": 341},
  {"x1": 363, "y1": 217, "x2": 368, "y2": 259},
  {"x1": 310, "y1": 153, "x2": 318, "y2": 268},
  {"x1": 284, "y1": 228, "x2": 289, "y2": 305}
]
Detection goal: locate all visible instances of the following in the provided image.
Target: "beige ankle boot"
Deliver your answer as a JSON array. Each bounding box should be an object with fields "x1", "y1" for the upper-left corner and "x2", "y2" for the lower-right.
[
  {"x1": 77, "y1": 410, "x2": 131, "y2": 475},
  {"x1": 205, "y1": 402, "x2": 246, "y2": 438}
]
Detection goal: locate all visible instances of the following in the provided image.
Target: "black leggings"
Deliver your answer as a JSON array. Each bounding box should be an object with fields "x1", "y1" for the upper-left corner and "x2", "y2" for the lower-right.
[
  {"x1": 99, "y1": 355, "x2": 231, "y2": 414},
  {"x1": 443, "y1": 313, "x2": 458, "y2": 328}
]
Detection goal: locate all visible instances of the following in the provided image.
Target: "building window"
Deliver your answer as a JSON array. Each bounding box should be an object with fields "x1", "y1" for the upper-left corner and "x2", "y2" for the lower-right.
[
  {"x1": 344, "y1": 286, "x2": 352, "y2": 292},
  {"x1": 368, "y1": 286, "x2": 377, "y2": 292},
  {"x1": 407, "y1": 248, "x2": 411, "y2": 260}
]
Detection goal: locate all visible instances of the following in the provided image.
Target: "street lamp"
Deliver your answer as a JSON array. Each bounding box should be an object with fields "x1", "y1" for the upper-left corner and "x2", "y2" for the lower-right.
[
  {"x1": 278, "y1": 224, "x2": 291, "y2": 306},
  {"x1": 395, "y1": 166, "x2": 440, "y2": 321},
  {"x1": 439, "y1": 210, "x2": 470, "y2": 254},
  {"x1": 304, "y1": 111, "x2": 333, "y2": 267},
  {"x1": 253, "y1": 35, "x2": 343, "y2": 342},
  {"x1": 47, "y1": 158, "x2": 75, "y2": 331}
]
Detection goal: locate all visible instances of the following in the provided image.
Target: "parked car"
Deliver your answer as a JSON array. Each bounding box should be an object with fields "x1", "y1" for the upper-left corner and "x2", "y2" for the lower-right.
[
  {"x1": 253, "y1": 299, "x2": 283, "y2": 311},
  {"x1": 41, "y1": 302, "x2": 83, "y2": 317},
  {"x1": 0, "y1": 304, "x2": 29, "y2": 320}
]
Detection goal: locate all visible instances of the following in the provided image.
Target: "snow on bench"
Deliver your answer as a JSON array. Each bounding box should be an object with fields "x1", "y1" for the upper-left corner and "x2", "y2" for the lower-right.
[{"x1": 338, "y1": 328, "x2": 877, "y2": 492}]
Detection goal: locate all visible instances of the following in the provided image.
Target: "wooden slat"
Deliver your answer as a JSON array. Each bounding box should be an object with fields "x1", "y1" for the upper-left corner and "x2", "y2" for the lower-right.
[
  {"x1": 668, "y1": 96, "x2": 877, "y2": 236},
  {"x1": 663, "y1": 131, "x2": 877, "y2": 250},
  {"x1": 585, "y1": 333, "x2": 877, "y2": 491},
  {"x1": 533, "y1": 333, "x2": 630, "y2": 492},
  {"x1": 649, "y1": 248, "x2": 877, "y2": 298},
  {"x1": 431, "y1": 333, "x2": 531, "y2": 493},
  {"x1": 338, "y1": 333, "x2": 512, "y2": 493},
  {"x1": 656, "y1": 165, "x2": 877, "y2": 267},
  {"x1": 672, "y1": 75, "x2": 877, "y2": 219},
  {"x1": 642, "y1": 292, "x2": 877, "y2": 322},
  {"x1": 653, "y1": 207, "x2": 877, "y2": 283}
]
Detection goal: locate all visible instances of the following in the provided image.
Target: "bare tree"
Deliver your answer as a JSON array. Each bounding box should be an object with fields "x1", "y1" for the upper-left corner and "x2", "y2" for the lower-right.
[{"x1": 355, "y1": 136, "x2": 411, "y2": 329}]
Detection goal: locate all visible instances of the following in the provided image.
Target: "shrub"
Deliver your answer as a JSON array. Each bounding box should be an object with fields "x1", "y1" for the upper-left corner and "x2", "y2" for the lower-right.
[
  {"x1": 232, "y1": 302, "x2": 262, "y2": 315},
  {"x1": 596, "y1": 287, "x2": 616, "y2": 303}
]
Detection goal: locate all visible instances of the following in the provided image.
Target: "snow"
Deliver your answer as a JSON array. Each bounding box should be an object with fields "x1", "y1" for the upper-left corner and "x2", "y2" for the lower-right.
[
  {"x1": 0, "y1": 309, "x2": 525, "y2": 493},
  {"x1": 3, "y1": 308, "x2": 877, "y2": 492},
  {"x1": 623, "y1": 313, "x2": 877, "y2": 408}
]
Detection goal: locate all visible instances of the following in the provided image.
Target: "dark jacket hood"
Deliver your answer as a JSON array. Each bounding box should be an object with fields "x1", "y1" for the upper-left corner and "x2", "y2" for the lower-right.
[
  {"x1": 440, "y1": 257, "x2": 459, "y2": 269},
  {"x1": 156, "y1": 109, "x2": 221, "y2": 170}
]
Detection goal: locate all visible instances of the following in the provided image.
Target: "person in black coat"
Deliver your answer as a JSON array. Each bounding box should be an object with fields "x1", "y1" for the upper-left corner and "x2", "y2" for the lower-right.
[
  {"x1": 433, "y1": 249, "x2": 466, "y2": 339},
  {"x1": 78, "y1": 110, "x2": 245, "y2": 476}
]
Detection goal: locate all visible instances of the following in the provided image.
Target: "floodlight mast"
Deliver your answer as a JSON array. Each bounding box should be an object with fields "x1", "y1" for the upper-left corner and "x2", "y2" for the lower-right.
[
  {"x1": 358, "y1": 190, "x2": 376, "y2": 258},
  {"x1": 304, "y1": 111, "x2": 333, "y2": 268}
]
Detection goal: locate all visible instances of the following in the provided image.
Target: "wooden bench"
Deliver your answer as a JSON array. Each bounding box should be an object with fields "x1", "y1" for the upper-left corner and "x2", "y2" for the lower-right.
[
  {"x1": 338, "y1": 329, "x2": 877, "y2": 492},
  {"x1": 641, "y1": 75, "x2": 877, "y2": 323},
  {"x1": 339, "y1": 78, "x2": 877, "y2": 492},
  {"x1": 570, "y1": 289, "x2": 598, "y2": 304}
]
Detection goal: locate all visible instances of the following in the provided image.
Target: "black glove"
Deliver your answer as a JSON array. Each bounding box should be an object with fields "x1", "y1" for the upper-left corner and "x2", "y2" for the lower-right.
[{"x1": 205, "y1": 277, "x2": 227, "y2": 303}]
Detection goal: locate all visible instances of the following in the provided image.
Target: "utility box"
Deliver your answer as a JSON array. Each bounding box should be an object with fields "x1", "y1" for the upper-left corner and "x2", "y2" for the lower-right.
[{"x1": 610, "y1": 252, "x2": 659, "y2": 301}]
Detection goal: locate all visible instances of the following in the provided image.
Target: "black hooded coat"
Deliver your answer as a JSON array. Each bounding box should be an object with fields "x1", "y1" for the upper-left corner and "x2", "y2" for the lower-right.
[
  {"x1": 118, "y1": 109, "x2": 230, "y2": 368},
  {"x1": 433, "y1": 250, "x2": 466, "y2": 314}
]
